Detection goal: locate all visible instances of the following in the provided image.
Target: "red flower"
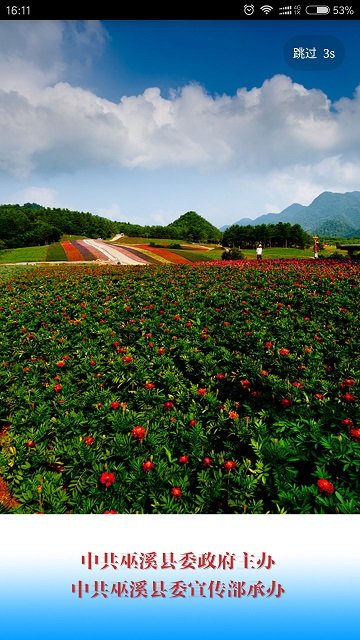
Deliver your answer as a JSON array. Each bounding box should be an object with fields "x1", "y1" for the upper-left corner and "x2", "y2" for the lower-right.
[
  {"x1": 157, "y1": 348, "x2": 166, "y2": 355},
  {"x1": 173, "y1": 315, "x2": 181, "y2": 321},
  {"x1": 185, "y1": 321, "x2": 193, "y2": 328},
  {"x1": 144, "y1": 382, "x2": 155, "y2": 389},
  {"x1": 163, "y1": 400, "x2": 174, "y2": 411},
  {"x1": 314, "y1": 393, "x2": 324, "y2": 400},
  {"x1": 171, "y1": 487, "x2": 182, "y2": 498},
  {"x1": 122, "y1": 356, "x2": 133, "y2": 364},
  {"x1": 216, "y1": 373, "x2": 226, "y2": 380},
  {"x1": 188, "y1": 419, "x2": 197, "y2": 427},
  {"x1": 202, "y1": 457, "x2": 213, "y2": 467},
  {"x1": 131, "y1": 425, "x2": 147, "y2": 440},
  {"x1": 279, "y1": 348, "x2": 290, "y2": 356},
  {"x1": 197, "y1": 388, "x2": 207, "y2": 396},
  {"x1": 224, "y1": 460, "x2": 237, "y2": 472},
  {"x1": 178, "y1": 455, "x2": 189, "y2": 464},
  {"x1": 53, "y1": 384, "x2": 62, "y2": 393},
  {"x1": 89, "y1": 360, "x2": 96, "y2": 366},
  {"x1": 240, "y1": 379, "x2": 251, "y2": 388},
  {"x1": 56, "y1": 360, "x2": 66, "y2": 368},
  {"x1": 341, "y1": 379, "x2": 355, "y2": 387},
  {"x1": 25, "y1": 440, "x2": 36, "y2": 448},
  {"x1": 110, "y1": 401, "x2": 120, "y2": 410},
  {"x1": 103, "y1": 510, "x2": 118, "y2": 514},
  {"x1": 280, "y1": 398, "x2": 292, "y2": 408},
  {"x1": 100, "y1": 472, "x2": 116, "y2": 487},
  {"x1": 228, "y1": 411, "x2": 239, "y2": 419},
  {"x1": 350, "y1": 429, "x2": 360, "y2": 440},
  {"x1": 341, "y1": 418, "x2": 354, "y2": 428},
  {"x1": 341, "y1": 393, "x2": 356, "y2": 403},
  {"x1": 145, "y1": 332, "x2": 152, "y2": 338},
  {"x1": 84, "y1": 435, "x2": 95, "y2": 446},
  {"x1": 317, "y1": 478, "x2": 334, "y2": 494},
  {"x1": 142, "y1": 461, "x2": 155, "y2": 472},
  {"x1": 264, "y1": 341, "x2": 274, "y2": 349}
]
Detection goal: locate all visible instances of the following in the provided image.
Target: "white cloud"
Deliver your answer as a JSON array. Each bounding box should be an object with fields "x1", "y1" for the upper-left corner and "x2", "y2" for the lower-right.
[
  {"x1": 13, "y1": 187, "x2": 58, "y2": 208},
  {"x1": 0, "y1": 22, "x2": 360, "y2": 221},
  {"x1": 0, "y1": 21, "x2": 107, "y2": 97},
  {"x1": 1, "y1": 70, "x2": 359, "y2": 180},
  {"x1": 225, "y1": 155, "x2": 360, "y2": 221}
]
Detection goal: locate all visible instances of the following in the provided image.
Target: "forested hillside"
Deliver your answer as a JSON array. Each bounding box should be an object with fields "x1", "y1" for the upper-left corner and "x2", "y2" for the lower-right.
[
  {"x1": 0, "y1": 205, "x2": 222, "y2": 248},
  {"x1": 0, "y1": 204, "x2": 118, "y2": 248}
]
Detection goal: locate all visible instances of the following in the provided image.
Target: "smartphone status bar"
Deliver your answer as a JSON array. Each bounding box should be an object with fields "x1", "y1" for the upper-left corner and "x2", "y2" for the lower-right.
[
  {"x1": 0, "y1": 2, "x2": 357, "y2": 20},
  {"x1": 242, "y1": 4, "x2": 355, "y2": 17}
]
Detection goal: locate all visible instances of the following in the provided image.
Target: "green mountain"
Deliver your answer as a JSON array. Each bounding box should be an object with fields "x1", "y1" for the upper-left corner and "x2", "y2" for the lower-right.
[
  {"x1": 167, "y1": 210, "x2": 222, "y2": 243},
  {"x1": 222, "y1": 191, "x2": 360, "y2": 237}
]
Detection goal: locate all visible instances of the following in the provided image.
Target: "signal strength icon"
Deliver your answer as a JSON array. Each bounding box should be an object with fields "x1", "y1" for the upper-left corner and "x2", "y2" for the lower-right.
[
  {"x1": 279, "y1": 5, "x2": 292, "y2": 14},
  {"x1": 260, "y1": 5, "x2": 274, "y2": 13}
]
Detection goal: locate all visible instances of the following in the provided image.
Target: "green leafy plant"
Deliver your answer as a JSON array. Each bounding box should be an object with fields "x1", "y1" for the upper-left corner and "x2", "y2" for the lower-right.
[{"x1": 0, "y1": 260, "x2": 358, "y2": 513}]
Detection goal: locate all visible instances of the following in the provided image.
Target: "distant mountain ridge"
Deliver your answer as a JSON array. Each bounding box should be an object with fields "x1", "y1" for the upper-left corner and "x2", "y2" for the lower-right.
[{"x1": 221, "y1": 191, "x2": 360, "y2": 237}]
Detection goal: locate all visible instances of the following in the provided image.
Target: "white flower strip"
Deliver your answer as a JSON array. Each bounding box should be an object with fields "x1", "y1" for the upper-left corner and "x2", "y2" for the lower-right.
[{"x1": 83, "y1": 239, "x2": 144, "y2": 264}]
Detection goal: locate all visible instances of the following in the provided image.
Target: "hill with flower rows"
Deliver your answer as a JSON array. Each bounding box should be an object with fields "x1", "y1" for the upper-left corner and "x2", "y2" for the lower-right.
[{"x1": 0, "y1": 237, "x2": 218, "y2": 265}]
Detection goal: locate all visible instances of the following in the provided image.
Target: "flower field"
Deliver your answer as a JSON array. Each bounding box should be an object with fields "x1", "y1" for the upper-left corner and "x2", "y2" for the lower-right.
[{"x1": 0, "y1": 260, "x2": 359, "y2": 514}]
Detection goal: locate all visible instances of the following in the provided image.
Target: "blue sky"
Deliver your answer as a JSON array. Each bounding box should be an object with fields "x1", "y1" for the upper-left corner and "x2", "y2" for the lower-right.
[{"x1": 0, "y1": 19, "x2": 360, "y2": 227}]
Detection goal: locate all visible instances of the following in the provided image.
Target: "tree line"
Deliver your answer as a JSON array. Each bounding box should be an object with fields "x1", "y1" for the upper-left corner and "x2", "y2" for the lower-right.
[
  {"x1": 222, "y1": 222, "x2": 313, "y2": 249},
  {"x1": 0, "y1": 205, "x2": 222, "y2": 248},
  {"x1": 0, "y1": 204, "x2": 118, "y2": 249}
]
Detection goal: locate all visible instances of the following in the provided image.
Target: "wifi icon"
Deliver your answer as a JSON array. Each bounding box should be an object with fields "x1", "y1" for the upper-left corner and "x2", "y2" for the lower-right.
[{"x1": 261, "y1": 4, "x2": 274, "y2": 13}]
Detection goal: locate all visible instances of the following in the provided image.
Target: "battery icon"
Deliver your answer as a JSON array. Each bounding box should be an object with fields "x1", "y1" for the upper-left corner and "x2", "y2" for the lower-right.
[{"x1": 306, "y1": 5, "x2": 330, "y2": 14}]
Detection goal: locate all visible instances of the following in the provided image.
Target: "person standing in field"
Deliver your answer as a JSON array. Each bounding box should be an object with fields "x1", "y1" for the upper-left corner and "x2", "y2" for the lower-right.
[
  {"x1": 256, "y1": 243, "x2": 263, "y2": 260},
  {"x1": 313, "y1": 236, "x2": 320, "y2": 259}
]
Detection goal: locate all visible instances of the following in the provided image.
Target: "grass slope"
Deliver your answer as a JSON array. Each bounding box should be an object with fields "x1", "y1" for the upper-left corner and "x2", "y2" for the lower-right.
[{"x1": 0, "y1": 246, "x2": 48, "y2": 263}]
